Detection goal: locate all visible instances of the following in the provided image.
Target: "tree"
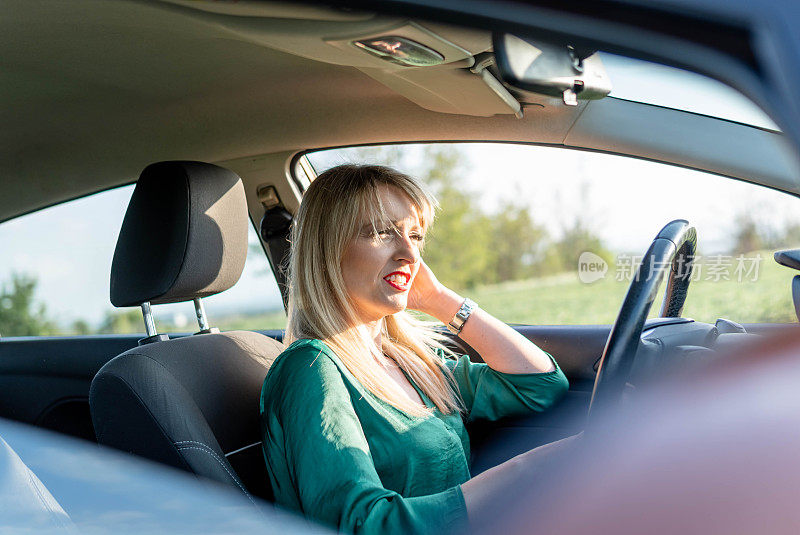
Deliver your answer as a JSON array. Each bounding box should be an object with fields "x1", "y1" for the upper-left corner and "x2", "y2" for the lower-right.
[
  {"x1": 96, "y1": 309, "x2": 144, "y2": 334},
  {"x1": 731, "y1": 214, "x2": 765, "y2": 255},
  {"x1": 539, "y1": 180, "x2": 612, "y2": 275},
  {"x1": 0, "y1": 273, "x2": 57, "y2": 337},
  {"x1": 417, "y1": 146, "x2": 495, "y2": 289},
  {"x1": 780, "y1": 222, "x2": 800, "y2": 249},
  {"x1": 488, "y1": 198, "x2": 549, "y2": 283},
  {"x1": 542, "y1": 219, "x2": 613, "y2": 274},
  {"x1": 70, "y1": 319, "x2": 92, "y2": 335}
]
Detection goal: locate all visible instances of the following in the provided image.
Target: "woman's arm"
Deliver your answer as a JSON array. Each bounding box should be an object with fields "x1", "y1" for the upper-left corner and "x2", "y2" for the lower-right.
[
  {"x1": 408, "y1": 261, "x2": 555, "y2": 374},
  {"x1": 459, "y1": 434, "x2": 581, "y2": 526},
  {"x1": 408, "y1": 261, "x2": 570, "y2": 523}
]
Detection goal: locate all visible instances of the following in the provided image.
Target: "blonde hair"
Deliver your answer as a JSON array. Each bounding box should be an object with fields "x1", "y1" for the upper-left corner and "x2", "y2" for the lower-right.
[{"x1": 284, "y1": 164, "x2": 466, "y2": 417}]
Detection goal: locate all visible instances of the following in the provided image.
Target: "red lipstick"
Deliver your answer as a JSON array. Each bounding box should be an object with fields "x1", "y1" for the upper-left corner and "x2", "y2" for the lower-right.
[{"x1": 383, "y1": 271, "x2": 410, "y2": 291}]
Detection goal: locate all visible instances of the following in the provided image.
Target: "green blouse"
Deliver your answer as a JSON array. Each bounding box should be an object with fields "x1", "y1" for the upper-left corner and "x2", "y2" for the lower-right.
[{"x1": 259, "y1": 338, "x2": 568, "y2": 535}]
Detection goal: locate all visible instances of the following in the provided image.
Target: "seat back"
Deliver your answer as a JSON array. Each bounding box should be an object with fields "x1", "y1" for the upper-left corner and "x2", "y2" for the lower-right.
[
  {"x1": 91, "y1": 330, "x2": 282, "y2": 500},
  {"x1": 90, "y1": 161, "x2": 285, "y2": 501}
]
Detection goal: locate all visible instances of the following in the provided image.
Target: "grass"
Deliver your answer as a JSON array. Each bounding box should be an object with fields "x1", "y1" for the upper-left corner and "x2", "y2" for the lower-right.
[
  {"x1": 215, "y1": 309, "x2": 289, "y2": 331},
  {"x1": 214, "y1": 249, "x2": 799, "y2": 331},
  {"x1": 471, "y1": 249, "x2": 797, "y2": 325}
]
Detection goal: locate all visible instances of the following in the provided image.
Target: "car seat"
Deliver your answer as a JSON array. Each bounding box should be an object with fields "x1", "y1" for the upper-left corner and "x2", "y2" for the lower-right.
[{"x1": 89, "y1": 161, "x2": 283, "y2": 503}]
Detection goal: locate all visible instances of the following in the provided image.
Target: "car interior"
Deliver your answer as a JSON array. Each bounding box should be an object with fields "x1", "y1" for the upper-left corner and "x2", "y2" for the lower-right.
[{"x1": 2, "y1": 0, "x2": 800, "y2": 526}]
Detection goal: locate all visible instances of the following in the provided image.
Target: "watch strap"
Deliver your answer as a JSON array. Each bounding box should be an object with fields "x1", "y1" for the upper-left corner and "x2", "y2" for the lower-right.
[{"x1": 447, "y1": 298, "x2": 477, "y2": 335}]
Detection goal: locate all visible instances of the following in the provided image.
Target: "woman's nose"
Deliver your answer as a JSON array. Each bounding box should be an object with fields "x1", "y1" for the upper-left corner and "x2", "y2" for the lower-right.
[{"x1": 394, "y1": 234, "x2": 419, "y2": 264}]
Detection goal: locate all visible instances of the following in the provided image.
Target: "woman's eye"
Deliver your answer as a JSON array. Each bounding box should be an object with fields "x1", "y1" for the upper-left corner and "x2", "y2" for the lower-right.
[{"x1": 370, "y1": 228, "x2": 423, "y2": 242}]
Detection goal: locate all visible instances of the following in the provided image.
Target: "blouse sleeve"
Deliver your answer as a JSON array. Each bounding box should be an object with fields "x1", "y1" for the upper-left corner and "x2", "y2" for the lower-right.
[
  {"x1": 260, "y1": 344, "x2": 469, "y2": 535},
  {"x1": 440, "y1": 349, "x2": 569, "y2": 424}
]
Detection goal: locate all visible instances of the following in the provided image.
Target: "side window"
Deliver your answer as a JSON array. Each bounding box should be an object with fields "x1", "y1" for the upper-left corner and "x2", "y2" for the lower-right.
[
  {"x1": 0, "y1": 185, "x2": 285, "y2": 337},
  {"x1": 307, "y1": 143, "x2": 800, "y2": 325}
]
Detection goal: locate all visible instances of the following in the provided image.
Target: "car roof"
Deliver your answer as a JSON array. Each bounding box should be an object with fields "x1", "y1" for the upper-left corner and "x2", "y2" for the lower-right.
[{"x1": 3, "y1": 0, "x2": 799, "y2": 223}]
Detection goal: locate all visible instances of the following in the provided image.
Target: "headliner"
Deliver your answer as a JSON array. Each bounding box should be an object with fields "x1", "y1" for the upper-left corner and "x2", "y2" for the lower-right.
[{"x1": 3, "y1": 0, "x2": 798, "y2": 223}]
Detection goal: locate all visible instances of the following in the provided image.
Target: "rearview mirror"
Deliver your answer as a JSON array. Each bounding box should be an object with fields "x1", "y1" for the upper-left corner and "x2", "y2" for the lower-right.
[{"x1": 492, "y1": 33, "x2": 612, "y2": 105}]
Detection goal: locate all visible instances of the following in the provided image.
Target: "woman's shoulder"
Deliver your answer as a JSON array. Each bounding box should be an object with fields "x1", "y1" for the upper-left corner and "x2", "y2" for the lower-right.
[
  {"x1": 263, "y1": 339, "x2": 341, "y2": 389},
  {"x1": 282, "y1": 337, "x2": 329, "y2": 355},
  {"x1": 270, "y1": 338, "x2": 335, "y2": 369},
  {"x1": 260, "y1": 338, "x2": 349, "y2": 413}
]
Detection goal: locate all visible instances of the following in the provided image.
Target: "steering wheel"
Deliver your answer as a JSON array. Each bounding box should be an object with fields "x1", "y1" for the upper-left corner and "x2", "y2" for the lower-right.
[{"x1": 587, "y1": 219, "x2": 697, "y2": 419}]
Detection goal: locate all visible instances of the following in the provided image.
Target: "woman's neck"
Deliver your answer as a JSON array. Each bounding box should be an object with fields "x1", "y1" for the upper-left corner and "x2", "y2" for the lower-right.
[{"x1": 364, "y1": 318, "x2": 383, "y2": 348}]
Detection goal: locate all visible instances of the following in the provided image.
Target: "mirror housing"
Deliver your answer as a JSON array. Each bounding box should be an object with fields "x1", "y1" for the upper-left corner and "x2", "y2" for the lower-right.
[{"x1": 492, "y1": 33, "x2": 612, "y2": 105}]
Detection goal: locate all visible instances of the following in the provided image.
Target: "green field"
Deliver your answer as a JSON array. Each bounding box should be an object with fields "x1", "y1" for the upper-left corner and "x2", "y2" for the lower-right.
[
  {"x1": 219, "y1": 250, "x2": 798, "y2": 331},
  {"x1": 474, "y1": 249, "x2": 797, "y2": 325},
  {"x1": 215, "y1": 309, "x2": 290, "y2": 331}
]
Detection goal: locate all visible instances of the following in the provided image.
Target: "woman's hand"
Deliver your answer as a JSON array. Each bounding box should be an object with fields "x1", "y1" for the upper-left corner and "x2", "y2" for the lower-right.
[
  {"x1": 407, "y1": 260, "x2": 556, "y2": 375},
  {"x1": 406, "y1": 260, "x2": 447, "y2": 315}
]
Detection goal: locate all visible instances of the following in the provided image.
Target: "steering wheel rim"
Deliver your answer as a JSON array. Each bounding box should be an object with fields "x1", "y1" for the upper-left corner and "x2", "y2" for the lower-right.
[{"x1": 587, "y1": 219, "x2": 697, "y2": 419}]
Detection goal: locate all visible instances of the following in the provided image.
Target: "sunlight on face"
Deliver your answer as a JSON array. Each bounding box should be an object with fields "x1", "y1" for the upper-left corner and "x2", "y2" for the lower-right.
[{"x1": 341, "y1": 185, "x2": 425, "y2": 324}]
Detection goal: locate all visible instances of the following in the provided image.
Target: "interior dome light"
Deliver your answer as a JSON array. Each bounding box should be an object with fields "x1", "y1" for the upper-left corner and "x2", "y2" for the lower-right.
[{"x1": 352, "y1": 36, "x2": 445, "y2": 67}]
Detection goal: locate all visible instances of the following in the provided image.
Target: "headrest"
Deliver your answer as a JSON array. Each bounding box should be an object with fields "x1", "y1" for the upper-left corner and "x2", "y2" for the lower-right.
[{"x1": 110, "y1": 161, "x2": 248, "y2": 307}]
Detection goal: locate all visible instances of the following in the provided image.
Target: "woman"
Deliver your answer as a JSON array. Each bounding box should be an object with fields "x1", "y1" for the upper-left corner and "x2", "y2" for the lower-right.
[{"x1": 259, "y1": 164, "x2": 569, "y2": 535}]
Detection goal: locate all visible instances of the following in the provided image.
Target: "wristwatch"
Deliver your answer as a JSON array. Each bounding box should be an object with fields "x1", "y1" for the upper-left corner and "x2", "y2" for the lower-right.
[{"x1": 447, "y1": 298, "x2": 477, "y2": 336}]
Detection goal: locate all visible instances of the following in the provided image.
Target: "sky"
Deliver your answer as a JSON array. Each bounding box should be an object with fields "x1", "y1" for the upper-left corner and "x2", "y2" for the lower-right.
[
  {"x1": 309, "y1": 143, "x2": 800, "y2": 254},
  {"x1": 0, "y1": 185, "x2": 282, "y2": 328},
  {"x1": 1, "y1": 53, "x2": 797, "y2": 330},
  {"x1": 598, "y1": 52, "x2": 779, "y2": 130}
]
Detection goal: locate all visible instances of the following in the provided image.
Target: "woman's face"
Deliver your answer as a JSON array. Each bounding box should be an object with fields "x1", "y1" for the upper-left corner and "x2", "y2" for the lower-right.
[{"x1": 341, "y1": 185, "x2": 424, "y2": 324}]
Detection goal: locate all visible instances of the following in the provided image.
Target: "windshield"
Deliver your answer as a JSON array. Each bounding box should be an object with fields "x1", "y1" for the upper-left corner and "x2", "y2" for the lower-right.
[{"x1": 600, "y1": 52, "x2": 779, "y2": 130}]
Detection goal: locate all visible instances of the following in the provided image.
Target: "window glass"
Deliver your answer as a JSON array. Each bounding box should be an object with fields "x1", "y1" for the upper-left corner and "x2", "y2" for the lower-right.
[
  {"x1": 307, "y1": 143, "x2": 800, "y2": 325},
  {"x1": 0, "y1": 185, "x2": 285, "y2": 337},
  {"x1": 600, "y1": 52, "x2": 779, "y2": 130}
]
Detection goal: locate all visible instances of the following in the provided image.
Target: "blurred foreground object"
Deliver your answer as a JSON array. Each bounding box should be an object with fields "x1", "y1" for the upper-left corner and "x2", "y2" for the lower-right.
[{"x1": 475, "y1": 326, "x2": 800, "y2": 535}]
